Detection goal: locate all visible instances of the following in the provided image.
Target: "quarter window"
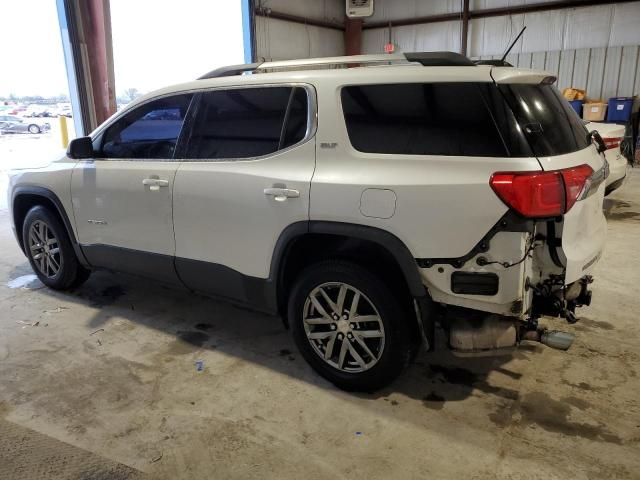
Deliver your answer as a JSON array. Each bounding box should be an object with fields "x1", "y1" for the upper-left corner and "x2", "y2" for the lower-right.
[
  {"x1": 100, "y1": 93, "x2": 193, "y2": 159},
  {"x1": 184, "y1": 86, "x2": 308, "y2": 160},
  {"x1": 341, "y1": 83, "x2": 509, "y2": 157}
]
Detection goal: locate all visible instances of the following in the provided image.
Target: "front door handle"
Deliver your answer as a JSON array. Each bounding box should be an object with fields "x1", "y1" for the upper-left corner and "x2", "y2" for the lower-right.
[
  {"x1": 264, "y1": 187, "x2": 300, "y2": 202},
  {"x1": 142, "y1": 177, "x2": 169, "y2": 191}
]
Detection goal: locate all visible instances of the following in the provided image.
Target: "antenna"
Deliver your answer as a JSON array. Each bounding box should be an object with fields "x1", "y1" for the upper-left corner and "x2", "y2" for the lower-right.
[{"x1": 500, "y1": 26, "x2": 526, "y2": 63}]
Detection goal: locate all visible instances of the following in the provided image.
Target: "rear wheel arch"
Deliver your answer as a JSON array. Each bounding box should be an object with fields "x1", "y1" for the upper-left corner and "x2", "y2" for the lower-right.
[{"x1": 271, "y1": 222, "x2": 427, "y2": 343}]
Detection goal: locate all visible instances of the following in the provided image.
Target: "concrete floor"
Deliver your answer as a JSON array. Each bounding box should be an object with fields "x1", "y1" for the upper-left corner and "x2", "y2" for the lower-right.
[{"x1": 1, "y1": 170, "x2": 639, "y2": 479}]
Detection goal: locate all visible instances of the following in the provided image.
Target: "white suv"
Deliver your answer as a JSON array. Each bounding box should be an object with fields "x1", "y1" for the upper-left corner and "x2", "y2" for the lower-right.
[{"x1": 8, "y1": 52, "x2": 608, "y2": 391}]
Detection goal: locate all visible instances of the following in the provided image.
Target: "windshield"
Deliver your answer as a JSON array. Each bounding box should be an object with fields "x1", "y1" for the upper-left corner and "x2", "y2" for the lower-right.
[{"x1": 499, "y1": 84, "x2": 590, "y2": 157}]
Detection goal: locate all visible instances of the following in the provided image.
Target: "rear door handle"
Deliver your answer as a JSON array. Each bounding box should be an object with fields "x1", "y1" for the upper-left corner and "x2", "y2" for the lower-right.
[
  {"x1": 142, "y1": 178, "x2": 169, "y2": 191},
  {"x1": 264, "y1": 187, "x2": 300, "y2": 202}
]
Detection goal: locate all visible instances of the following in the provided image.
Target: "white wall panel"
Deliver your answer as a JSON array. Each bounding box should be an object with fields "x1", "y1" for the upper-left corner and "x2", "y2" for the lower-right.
[
  {"x1": 610, "y1": 3, "x2": 640, "y2": 47},
  {"x1": 362, "y1": 20, "x2": 461, "y2": 54},
  {"x1": 563, "y1": 5, "x2": 614, "y2": 51},
  {"x1": 531, "y1": 51, "x2": 546, "y2": 70},
  {"x1": 520, "y1": 11, "x2": 565, "y2": 53},
  {"x1": 572, "y1": 48, "x2": 591, "y2": 89},
  {"x1": 619, "y1": 46, "x2": 639, "y2": 98},
  {"x1": 257, "y1": 0, "x2": 343, "y2": 23},
  {"x1": 586, "y1": 47, "x2": 606, "y2": 99},
  {"x1": 544, "y1": 50, "x2": 560, "y2": 74},
  {"x1": 602, "y1": 46, "x2": 623, "y2": 100},
  {"x1": 557, "y1": 49, "x2": 575, "y2": 91},
  {"x1": 367, "y1": 2, "x2": 640, "y2": 57},
  {"x1": 366, "y1": 0, "x2": 459, "y2": 23},
  {"x1": 255, "y1": 17, "x2": 344, "y2": 60}
]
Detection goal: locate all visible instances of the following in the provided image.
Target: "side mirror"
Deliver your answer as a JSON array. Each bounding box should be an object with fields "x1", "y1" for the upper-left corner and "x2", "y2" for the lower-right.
[
  {"x1": 67, "y1": 136, "x2": 94, "y2": 159},
  {"x1": 588, "y1": 130, "x2": 607, "y2": 154}
]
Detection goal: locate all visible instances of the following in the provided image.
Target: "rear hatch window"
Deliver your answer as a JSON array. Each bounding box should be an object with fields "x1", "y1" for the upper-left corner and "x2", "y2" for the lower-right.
[{"x1": 498, "y1": 84, "x2": 590, "y2": 157}]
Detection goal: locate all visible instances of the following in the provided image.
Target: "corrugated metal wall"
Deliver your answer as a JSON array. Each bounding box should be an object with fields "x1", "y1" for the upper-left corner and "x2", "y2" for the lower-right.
[
  {"x1": 362, "y1": 0, "x2": 640, "y2": 97},
  {"x1": 254, "y1": 0, "x2": 344, "y2": 61},
  {"x1": 477, "y1": 45, "x2": 640, "y2": 99}
]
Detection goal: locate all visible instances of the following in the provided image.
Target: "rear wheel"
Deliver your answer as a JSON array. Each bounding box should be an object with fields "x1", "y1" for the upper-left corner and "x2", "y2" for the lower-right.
[
  {"x1": 22, "y1": 206, "x2": 90, "y2": 290},
  {"x1": 28, "y1": 124, "x2": 40, "y2": 134},
  {"x1": 289, "y1": 261, "x2": 412, "y2": 392}
]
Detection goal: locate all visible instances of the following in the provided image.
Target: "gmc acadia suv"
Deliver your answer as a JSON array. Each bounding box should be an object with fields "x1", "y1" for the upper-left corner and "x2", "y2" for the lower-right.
[{"x1": 8, "y1": 52, "x2": 608, "y2": 391}]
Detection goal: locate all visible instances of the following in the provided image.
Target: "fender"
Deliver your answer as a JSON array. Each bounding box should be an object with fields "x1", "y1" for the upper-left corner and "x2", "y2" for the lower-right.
[
  {"x1": 269, "y1": 221, "x2": 426, "y2": 298},
  {"x1": 11, "y1": 185, "x2": 90, "y2": 267}
]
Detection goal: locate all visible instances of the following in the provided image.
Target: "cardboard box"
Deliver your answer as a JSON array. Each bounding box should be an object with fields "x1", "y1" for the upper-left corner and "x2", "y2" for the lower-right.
[
  {"x1": 563, "y1": 88, "x2": 586, "y2": 101},
  {"x1": 583, "y1": 102, "x2": 607, "y2": 121}
]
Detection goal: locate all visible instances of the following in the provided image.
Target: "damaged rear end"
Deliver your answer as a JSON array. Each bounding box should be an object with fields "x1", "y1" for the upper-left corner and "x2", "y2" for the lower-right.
[{"x1": 435, "y1": 69, "x2": 607, "y2": 356}]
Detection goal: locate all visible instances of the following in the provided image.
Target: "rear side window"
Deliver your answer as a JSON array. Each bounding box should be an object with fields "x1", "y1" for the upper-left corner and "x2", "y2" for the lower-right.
[
  {"x1": 184, "y1": 86, "x2": 308, "y2": 160},
  {"x1": 341, "y1": 83, "x2": 509, "y2": 157},
  {"x1": 100, "y1": 93, "x2": 193, "y2": 159},
  {"x1": 499, "y1": 84, "x2": 590, "y2": 157}
]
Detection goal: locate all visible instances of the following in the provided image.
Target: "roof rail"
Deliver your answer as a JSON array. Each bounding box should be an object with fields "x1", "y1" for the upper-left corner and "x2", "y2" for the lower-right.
[
  {"x1": 198, "y1": 62, "x2": 263, "y2": 80},
  {"x1": 196, "y1": 51, "x2": 475, "y2": 79}
]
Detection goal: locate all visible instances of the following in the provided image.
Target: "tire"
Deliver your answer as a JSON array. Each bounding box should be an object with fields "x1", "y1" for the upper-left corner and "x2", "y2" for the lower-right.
[
  {"x1": 289, "y1": 260, "x2": 412, "y2": 392},
  {"x1": 22, "y1": 206, "x2": 90, "y2": 290},
  {"x1": 28, "y1": 124, "x2": 40, "y2": 134}
]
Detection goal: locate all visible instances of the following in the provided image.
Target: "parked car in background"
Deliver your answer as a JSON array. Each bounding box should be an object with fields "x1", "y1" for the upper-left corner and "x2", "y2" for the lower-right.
[
  {"x1": 587, "y1": 122, "x2": 628, "y2": 195},
  {"x1": 23, "y1": 105, "x2": 53, "y2": 118},
  {"x1": 53, "y1": 104, "x2": 72, "y2": 117},
  {"x1": 5, "y1": 105, "x2": 27, "y2": 116},
  {"x1": 0, "y1": 115, "x2": 50, "y2": 134}
]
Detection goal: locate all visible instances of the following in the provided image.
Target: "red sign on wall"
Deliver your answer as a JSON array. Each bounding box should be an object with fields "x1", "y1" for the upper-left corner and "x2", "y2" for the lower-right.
[{"x1": 384, "y1": 43, "x2": 395, "y2": 54}]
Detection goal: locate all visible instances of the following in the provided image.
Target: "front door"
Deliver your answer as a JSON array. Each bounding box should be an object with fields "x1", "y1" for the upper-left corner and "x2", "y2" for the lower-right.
[{"x1": 71, "y1": 93, "x2": 194, "y2": 283}]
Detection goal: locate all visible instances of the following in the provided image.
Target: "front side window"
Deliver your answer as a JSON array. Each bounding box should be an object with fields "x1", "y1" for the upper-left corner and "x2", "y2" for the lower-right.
[
  {"x1": 100, "y1": 93, "x2": 193, "y2": 159},
  {"x1": 184, "y1": 86, "x2": 308, "y2": 160},
  {"x1": 341, "y1": 83, "x2": 510, "y2": 157}
]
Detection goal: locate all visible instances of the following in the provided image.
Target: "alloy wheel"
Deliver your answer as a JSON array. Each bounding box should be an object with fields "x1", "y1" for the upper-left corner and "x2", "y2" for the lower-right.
[
  {"x1": 28, "y1": 220, "x2": 62, "y2": 278},
  {"x1": 302, "y1": 282, "x2": 385, "y2": 373}
]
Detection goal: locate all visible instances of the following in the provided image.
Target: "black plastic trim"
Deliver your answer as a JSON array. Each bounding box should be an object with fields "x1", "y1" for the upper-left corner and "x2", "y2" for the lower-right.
[
  {"x1": 416, "y1": 211, "x2": 534, "y2": 268},
  {"x1": 451, "y1": 272, "x2": 499, "y2": 296},
  {"x1": 11, "y1": 185, "x2": 90, "y2": 267},
  {"x1": 175, "y1": 257, "x2": 277, "y2": 314},
  {"x1": 404, "y1": 51, "x2": 476, "y2": 67},
  {"x1": 82, "y1": 244, "x2": 182, "y2": 286}
]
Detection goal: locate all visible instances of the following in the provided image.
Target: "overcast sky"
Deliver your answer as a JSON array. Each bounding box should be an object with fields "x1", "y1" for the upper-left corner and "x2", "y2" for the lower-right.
[{"x1": 0, "y1": 0, "x2": 245, "y2": 97}]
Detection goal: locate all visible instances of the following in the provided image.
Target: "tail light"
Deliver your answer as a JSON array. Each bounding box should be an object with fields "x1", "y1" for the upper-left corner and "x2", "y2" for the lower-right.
[
  {"x1": 602, "y1": 136, "x2": 622, "y2": 150},
  {"x1": 490, "y1": 164, "x2": 594, "y2": 218}
]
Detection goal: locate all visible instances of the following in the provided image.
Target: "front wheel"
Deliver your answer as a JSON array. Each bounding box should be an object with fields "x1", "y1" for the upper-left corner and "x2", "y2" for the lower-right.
[
  {"x1": 289, "y1": 261, "x2": 412, "y2": 392},
  {"x1": 28, "y1": 124, "x2": 40, "y2": 134},
  {"x1": 22, "y1": 206, "x2": 90, "y2": 290}
]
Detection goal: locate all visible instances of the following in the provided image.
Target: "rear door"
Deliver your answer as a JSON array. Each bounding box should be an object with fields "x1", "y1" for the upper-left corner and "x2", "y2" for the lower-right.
[
  {"x1": 499, "y1": 82, "x2": 607, "y2": 283},
  {"x1": 172, "y1": 84, "x2": 315, "y2": 306}
]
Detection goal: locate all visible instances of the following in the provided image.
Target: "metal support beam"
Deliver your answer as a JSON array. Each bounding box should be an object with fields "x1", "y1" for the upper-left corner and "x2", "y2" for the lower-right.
[
  {"x1": 56, "y1": 0, "x2": 115, "y2": 135},
  {"x1": 345, "y1": 18, "x2": 363, "y2": 56},
  {"x1": 241, "y1": 0, "x2": 255, "y2": 63},
  {"x1": 363, "y1": 0, "x2": 639, "y2": 29},
  {"x1": 461, "y1": 0, "x2": 469, "y2": 56},
  {"x1": 254, "y1": 8, "x2": 345, "y2": 31},
  {"x1": 79, "y1": 0, "x2": 116, "y2": 127}
]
